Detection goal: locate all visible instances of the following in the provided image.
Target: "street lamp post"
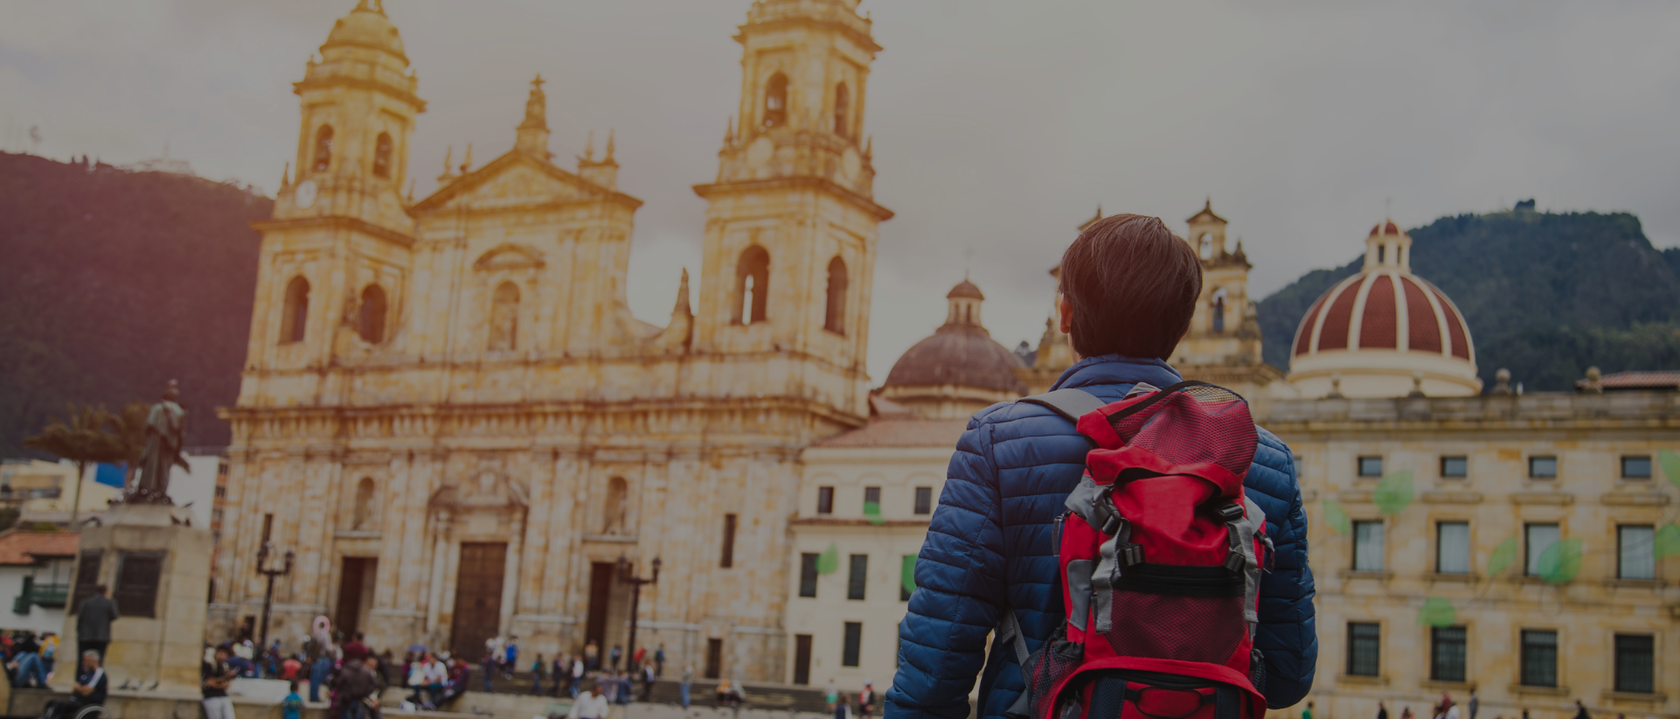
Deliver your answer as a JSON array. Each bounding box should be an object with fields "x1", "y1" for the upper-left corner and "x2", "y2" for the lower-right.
[
  {"x1": 255, "y1": 540, "x2": 295, "y2": 654},
  {"x1": 615, "y1": 554, "x2": 661, "y2": 670}
]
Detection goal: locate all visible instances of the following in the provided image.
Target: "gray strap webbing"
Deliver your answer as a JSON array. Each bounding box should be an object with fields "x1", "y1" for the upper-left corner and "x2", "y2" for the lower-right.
[
  {"x1": 997, "y1": 607, "x2": 1031, "y2": 665},
  {"x1": 1017, "y1": 388, "x2": 1108, "y2": 422}
]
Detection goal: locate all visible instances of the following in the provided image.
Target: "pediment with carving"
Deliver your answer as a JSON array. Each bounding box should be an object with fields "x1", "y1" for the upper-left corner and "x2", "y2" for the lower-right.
[{"x1": 473, "y1": 243, "x2": 546, "y2": 271}]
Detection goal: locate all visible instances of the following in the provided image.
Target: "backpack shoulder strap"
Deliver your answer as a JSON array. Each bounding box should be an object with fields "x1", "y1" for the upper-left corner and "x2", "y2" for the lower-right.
[{"x1": 1016, "y1": 388, "x2": 1107, "y2": 422}]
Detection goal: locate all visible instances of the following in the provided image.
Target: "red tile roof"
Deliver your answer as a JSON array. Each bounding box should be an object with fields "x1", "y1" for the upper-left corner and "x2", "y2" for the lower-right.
[
  {"x1": 813, "y1": 418, "x2": 969, "y2": 448},
  {"x1": 0, "y1": 530, "x2": 79, "y2": 566}
]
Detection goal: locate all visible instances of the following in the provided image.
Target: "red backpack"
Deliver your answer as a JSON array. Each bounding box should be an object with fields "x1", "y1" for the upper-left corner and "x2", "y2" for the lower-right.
[{"x1": 1002, "y1": 381, "x2": 1271, "y2": 719}]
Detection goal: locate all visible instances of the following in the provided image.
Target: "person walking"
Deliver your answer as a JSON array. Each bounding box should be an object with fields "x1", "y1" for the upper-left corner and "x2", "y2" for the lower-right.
[
  {"x1": 571, "y1": 656, "x2": 585, "y2": 698},
  {"x1": 825, "y1": 678, "x2": 839, "y2": 711},
  {"x1": 203, "y1": 644, "x2": 238, "y2": 719},
  {"x1": 680, "y1": 665, "x2": 693, "y2": 709},
  {"x1": 1573, "y1": 700, "x2": 1591, "y2": 719},
  {"x1": 609, "y1": 645, "x2": 622, "y2": 672},
  {"x1": 654, "y1": 644, "x2": 666, "y2": 677},
  {"x1": 834, "y1": 694, "x2": 851, "y2": 719},
  {"x1": 304, "y1": 617, "x2": 336, "y2": 703},
  {"x1": 531, "y1": 654, "x2": 545, "y2": 695},
  {"x1": 1304, "y1": 702, "x2": 1315, "y2": 719},
  {"x1": 74, "y1": 585, "x2": 119, "y2": 662},
  {"x1": 481, "y1": 649, "x2": 497, "y2": 692},
  {"x1": 1378, "y1": 702, "x2": 1388, "y2": 719},
  {"x1": 640, "y1": 662, "x2": 655, "y2": 702},
  {"x1": 1469, "y1": 692, "x2": 1480, "y2": 719},
  {"x1": 858, "y1": 682, "x2": 875, "y2": 719},
  {"x1": 584, "y1": 642, "x2": 599, "y2": 672},
  {"x1": 885, "y1": 214, "x2": 1317, "y2": 719}
]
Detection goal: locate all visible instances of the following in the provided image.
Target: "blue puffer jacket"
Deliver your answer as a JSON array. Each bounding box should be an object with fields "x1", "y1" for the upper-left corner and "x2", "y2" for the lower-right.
[{"x1": 886, "y1": 355, "x2": 1316, "y2": 719}]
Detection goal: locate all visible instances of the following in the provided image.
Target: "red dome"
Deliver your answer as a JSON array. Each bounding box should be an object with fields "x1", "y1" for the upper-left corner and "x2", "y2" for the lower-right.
[
  {"x1": 1291, "y1": 272, "x2": 1473, "y2": 362},
  {"x1": 1369, "y1": 220, "x2": 1402, "y2": 236}
]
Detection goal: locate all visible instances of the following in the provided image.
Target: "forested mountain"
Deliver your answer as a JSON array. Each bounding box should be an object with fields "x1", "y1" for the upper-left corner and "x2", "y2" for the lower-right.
[
  {"x1": 0, "y1": 152, "x2": 269, "y2": 458},
  {"x1": 1257, "y1": 208, "x2": 1680, "y2": 391}
]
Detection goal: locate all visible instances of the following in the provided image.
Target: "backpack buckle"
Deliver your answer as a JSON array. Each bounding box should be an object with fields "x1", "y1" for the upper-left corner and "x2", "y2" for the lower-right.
[
  {"x1": 1100, "y1": 515, "x2": 1123, "y2": 536},
  {"x1": 1216, "y1": 502, "x2": 1243, "y2": 522},
  {"x1": 1119, "y1": 543, "x2": 1145, "y2": 567},
  {"x1": 1224, "y1": 552, "x2": 1246, "y2": 572}
]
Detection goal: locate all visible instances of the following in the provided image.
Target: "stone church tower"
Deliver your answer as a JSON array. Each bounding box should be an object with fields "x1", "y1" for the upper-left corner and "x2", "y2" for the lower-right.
[{"x1": 216, "y1": 0, "x2": 888, "y2": 681}]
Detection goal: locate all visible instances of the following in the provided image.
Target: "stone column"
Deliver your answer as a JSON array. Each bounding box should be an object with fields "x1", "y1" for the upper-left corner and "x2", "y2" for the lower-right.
[{"x1": 425, "y1": 510, "x2": 452, "y2": 634}]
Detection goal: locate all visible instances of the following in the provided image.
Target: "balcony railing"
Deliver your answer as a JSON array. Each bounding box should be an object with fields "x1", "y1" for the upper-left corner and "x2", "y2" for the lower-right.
[{"x1": 11, "y1": 578, "x2": 70, "y2": 614}]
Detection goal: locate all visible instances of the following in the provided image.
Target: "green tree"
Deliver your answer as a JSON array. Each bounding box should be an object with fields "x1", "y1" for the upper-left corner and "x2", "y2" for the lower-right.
[{"x1": 21, "y1": 403, "x2": 131, "y2": 526}]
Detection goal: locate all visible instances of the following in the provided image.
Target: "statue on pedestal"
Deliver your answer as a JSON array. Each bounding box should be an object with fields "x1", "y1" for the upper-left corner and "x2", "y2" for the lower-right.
[{"x1": 129, "y1": 380, "x2": 188, "y2": 504}]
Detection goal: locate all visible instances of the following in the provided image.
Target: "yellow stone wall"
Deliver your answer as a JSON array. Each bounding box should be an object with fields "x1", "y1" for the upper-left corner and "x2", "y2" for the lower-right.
[
  {"x1": 215, "y1": 0, "x2": 888, "y2": 682},
  {"x1": 1265, "y1": 393, "x2": 1680, "y2": 719}
]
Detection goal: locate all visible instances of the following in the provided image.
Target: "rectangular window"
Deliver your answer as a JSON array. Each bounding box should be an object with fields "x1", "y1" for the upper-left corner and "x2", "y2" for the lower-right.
[
  {"x1": 1618, "y1": 525, "x2": 1655, "y2": 580},
  {"x1": 1525, "y1": 523, "x2": 1560, "y2": 576},
  {"x1": 1436, "y1": 521, "x2": 1471, "y2": 574},
  {"x1": 704, "y1": 638, "x2": 723, "y2": 679},
  {"x1": 900, "y1": 555, "x2": 916, "y2": 601},
  {"x1": 1430, "y1": 626, "x2": 1467, "y2": 682},
  {"x1": 914, "y1": 487, "x2": 933, "y2": 515},
  {"x1": 1529, "y1": 455, "x2": 1558, "y2": 479},
  {"x1": 842, "y1": 621, "x2": 863, "y2": 667},
  {"x1": 114, "y1": 550, "x2": 165, "y2": 618},
  {"x1": 816, "y1": 487, "x2": 834, "y2": 515},
  {"x1": 1613, "y1": 634, "x2": 1654, "y2": 694},
  {"x1": 1621, "y1": 455, "x2": 1653, "y2": 480},
  {"x1": 1520, "y1": 629, "x2": 1558, "y2": 687},
  {"x1": 1346, "y1": 622, "x2": 1380, "y2": 676},
  {"x1": 847, "y1": 554, "x2": 868, "y2": 600},
  {"x1": 1440, "y1": 456, "x2": 1468, "y2": 478},
  {"x1": 1357, "y1": 456, "x2": 1384, "y2": 477},
  {"x1": 720, "y1": 514, "x2": 737, "y2": 568},
  {"x1": 799, "y1": 553, "x2": 819, "y2": 598},
  {"x1": 1353, "y1": 520, "x2": 1385, "y2": 572},
  {"x1": 863, "y1": 486, "x2": 881, "y2": 511}
]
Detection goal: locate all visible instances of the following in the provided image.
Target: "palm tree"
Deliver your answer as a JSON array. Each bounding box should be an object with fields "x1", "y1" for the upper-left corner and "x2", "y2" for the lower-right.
[{"x1": 21, "y1": 403, "x2": 127, "y2": 527}]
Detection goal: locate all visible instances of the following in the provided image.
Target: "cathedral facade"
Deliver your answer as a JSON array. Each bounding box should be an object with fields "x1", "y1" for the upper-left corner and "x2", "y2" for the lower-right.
[{"x1": 214, "y1": 0, "x2": 889, "y2": 680}]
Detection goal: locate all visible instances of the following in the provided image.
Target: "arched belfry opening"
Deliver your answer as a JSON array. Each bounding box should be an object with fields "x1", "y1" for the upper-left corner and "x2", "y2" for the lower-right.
[
  {"x1": 312, "y1": 125, "x2": 334, "y2": 173},
  {"x1": 834, "y1": 83, "x2": 850, "y2": 138},
  {"x1": 735, "y1": 246, "x2": 770, "y2": 325},
  {"x1": 824, "y1": 256, "x2": 848, "y2": 334},
  {"x1": 763, "y1": 73, "x2": 788, "y2": 129},
  {"x1": 358, "y1": 284, "x2": 387, "y2": 344},
  {"x1": 373, "y1": 132, "x2": 393, "y2": 178},
  {"x1": 281, "y1": 276, "x2": 310, "y2": 344},
  {"x1": 1212, "y1": 288, "x2": 1228, "y2": 333}
]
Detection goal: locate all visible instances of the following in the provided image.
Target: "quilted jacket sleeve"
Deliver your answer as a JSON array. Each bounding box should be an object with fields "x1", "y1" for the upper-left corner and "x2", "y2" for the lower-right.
[
  {"x1": 886, "y1": 421, "x2": 1008, "y2": 719},
  {"x1": 1248, "y1": 429, "x2": 1318, "y2": 708}
]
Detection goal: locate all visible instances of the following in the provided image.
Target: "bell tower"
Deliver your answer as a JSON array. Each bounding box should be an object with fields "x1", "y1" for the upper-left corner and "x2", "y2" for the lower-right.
[
  {"x1": 691, "y1": 0, "x2": 892, "y2": 421},
  {"x1": 276, "y1": 0, "x2": 424, "y2": 233},
  {"x1": 243, "y1": 0, "x2": 425, "y2": 383}
]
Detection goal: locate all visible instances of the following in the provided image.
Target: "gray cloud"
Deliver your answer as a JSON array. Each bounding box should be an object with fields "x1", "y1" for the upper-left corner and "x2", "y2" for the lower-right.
[{"x1": 3, "y1": 1, "x2": 1677, "y2": 379}]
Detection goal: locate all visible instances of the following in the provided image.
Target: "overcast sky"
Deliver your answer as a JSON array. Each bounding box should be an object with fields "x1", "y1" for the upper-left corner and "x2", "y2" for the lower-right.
[{"x1": 4, "y1": 1, "x2": 1678, "y2": 378}]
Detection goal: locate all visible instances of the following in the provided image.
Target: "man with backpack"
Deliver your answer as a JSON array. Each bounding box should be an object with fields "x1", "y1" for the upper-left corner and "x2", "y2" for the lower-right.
[{"x1": 886, "y1": 214, "x2": 1316, "y2": 719}]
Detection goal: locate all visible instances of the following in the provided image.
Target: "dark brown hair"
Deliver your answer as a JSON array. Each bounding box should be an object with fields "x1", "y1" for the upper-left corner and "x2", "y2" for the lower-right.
[{"x1": 1058, "y1": 213, "x2": 1202, "y2": 360}]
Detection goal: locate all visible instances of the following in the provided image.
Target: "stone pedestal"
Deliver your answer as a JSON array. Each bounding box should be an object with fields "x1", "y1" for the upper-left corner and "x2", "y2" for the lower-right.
[{"x1": 53, "y1": 503, "x2": 213, "y2": 695}]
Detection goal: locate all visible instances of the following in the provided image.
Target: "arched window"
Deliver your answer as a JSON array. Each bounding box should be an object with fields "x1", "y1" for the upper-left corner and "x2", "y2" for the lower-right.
[
  {"x1": 280, "y1": 276, "x2": 310, "y2": 344},
  {"x1": 1378, "y1": 245, "x2": 1386, "y2": 264},
  {"x1": 488, "y1": 282, "x2": 520, "y2": 351},
  {"x1": 372, "y1": 132, "x2": 393, "y2": 179},
  {"x1": 1199, "y1": 233, "x2": 1214, "y2": 260},
  {"x1": 358, "y1": 284, "x2": 387, "y2": 344},
  {"x1": 1212, "y1": 288, "x2": 1228, "y2": 333},
  {"x1": 352, "y1": 477, "x2": 376, "y2": 530},
  {"x1": 833, "y1": 83, "x2": 850, "y2": 137},
  {"x1": 602, "y1": 477, "x2": 628, "y2": 535},
  {"x1": 312, "y1": 125, "x2": 334, "y2": 173},
  {"x1": 735, "y1": 246, "x2": 770, "y2": 325},
  {"x1": 763, "y1": 73, "x2": 788, "y2": 129},
  {"x1": 824, "y1": 256, "x2": 848, "y2": 334}
]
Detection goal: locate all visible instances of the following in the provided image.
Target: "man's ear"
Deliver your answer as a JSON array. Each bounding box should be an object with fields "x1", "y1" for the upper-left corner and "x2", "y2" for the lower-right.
[{"x1": 1058, "y1": 294, "x2": 1073, "y2": 335}]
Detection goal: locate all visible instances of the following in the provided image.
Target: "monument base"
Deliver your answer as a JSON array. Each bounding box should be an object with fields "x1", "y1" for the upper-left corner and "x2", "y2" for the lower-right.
[{"x1": 53, "y1": 502, "x2": 213, "y2": 695}]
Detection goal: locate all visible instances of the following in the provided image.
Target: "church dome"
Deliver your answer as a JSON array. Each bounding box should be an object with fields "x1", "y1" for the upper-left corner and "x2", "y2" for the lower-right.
[
  {"x1": 323, "y1": 1, "x2": 407, "y2": 61},
  {"x1": 880, "y1": 280, "x2": 1025, "y2": 418},
  {"x1": 1286, "y1": 221, "x2": 1481, "y2": 398}
]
